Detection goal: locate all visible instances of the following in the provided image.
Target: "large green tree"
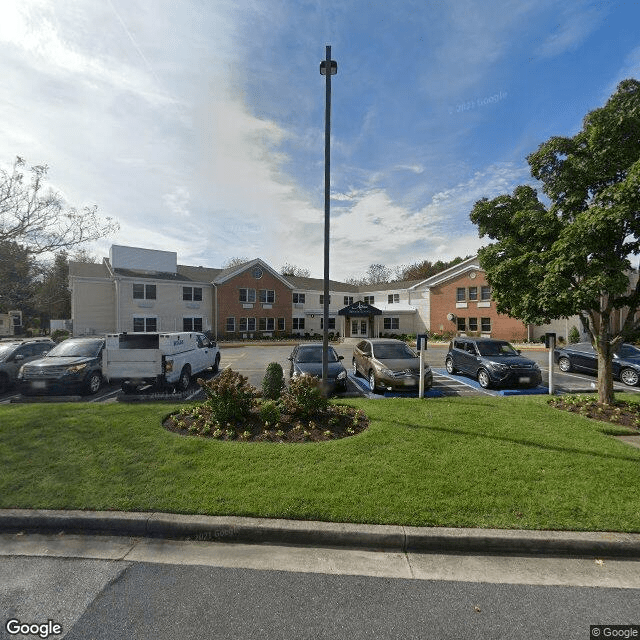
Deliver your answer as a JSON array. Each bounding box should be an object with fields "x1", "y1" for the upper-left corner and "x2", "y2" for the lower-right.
[{"x1": 470, "y1": 79, "x2": 640, "y2": 404}]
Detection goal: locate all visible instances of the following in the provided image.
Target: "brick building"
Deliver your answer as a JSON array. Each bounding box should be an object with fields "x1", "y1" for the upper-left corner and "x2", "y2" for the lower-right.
[{"x1": 69, "y1": 245, "x2": 542, "y2": 341}]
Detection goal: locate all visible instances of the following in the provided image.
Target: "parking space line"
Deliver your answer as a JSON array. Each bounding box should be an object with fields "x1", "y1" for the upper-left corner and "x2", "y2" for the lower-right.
[{"x1": 432, "y1": 368, "x2": 498, "y2": 396}]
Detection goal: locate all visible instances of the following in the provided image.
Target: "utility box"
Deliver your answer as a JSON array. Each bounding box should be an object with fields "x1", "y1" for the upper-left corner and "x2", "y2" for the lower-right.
[{"x1": 544, "y1": 332, "x2": 556, "y2": 348}]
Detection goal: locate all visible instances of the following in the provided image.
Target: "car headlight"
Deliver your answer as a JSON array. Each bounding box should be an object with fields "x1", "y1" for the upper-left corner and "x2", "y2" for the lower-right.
[
  {"x1": 66, "y1": 363, "x2": 87, "y2": 374},
  {"x1": 337, "y1": 370, "x2": 347, "y2": 380},
  {"x1": 17, "y1": 366, "x2": 25, "y2": 378},
  {"x1": 490, "y1": 362, "x2": 509, "y2": 371},
  {"x1": 165, "y1": 360, "x2": 173, "y2": 373},
  {"x1": 379, "y1": 367, "x2": 395, "y2": 377}
]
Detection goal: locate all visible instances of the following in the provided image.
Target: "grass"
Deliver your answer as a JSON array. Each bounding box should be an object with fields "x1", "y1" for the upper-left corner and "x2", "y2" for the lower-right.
[{"x1": 1, "y1": 395, "x2": 640, "y2": 532}]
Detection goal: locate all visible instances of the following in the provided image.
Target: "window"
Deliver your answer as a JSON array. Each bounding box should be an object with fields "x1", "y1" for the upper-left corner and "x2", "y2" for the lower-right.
[
  {"x1": 133, "y1": 283, "x2": 156, "y2": 300},
  {"x1": 277, "y1": 317, "x2": 285, "y2": 331},
  {"x1": 468, "y1": 317, "x2": 478, "y2": 332},
  {"x1": 259, "y1": 289, "x2": 275, "y2": 303},
  {"x1": 319, "y1": 295, "x2": 331, "y2": 304},
  {"x1": 456, "y1": 287, "x2": 466, "y2": 302},
  {"x1": 468, "y1": 287, "x2": 478, "y2": 301},
  {"x1": 320, "y1": 317, "x2": 336, "y2": 330},
  {"x1": 239, "y1": 317, "x2": 256, "y2": 332},
  {"x1": 344, "y1": 296, "x2": 353, "y2": 306},
  {"x1": 239, "y1": 288, "x2": 256, "y2": 303},
  {"x1": 226, "y1": 317, "x2": 235, "y2": 332},
  {"x1": 481, "y1": 286, "x2": 491, "y2": 301},
  {"x1": 183, "y1": 286, "x2": 202, "y2": 301},
  {"x1": 183, "y1": 317, "x2": 203, "y2": 332},
  {"x1": 259, "y1": 317, "x2": 275, "y2": 331},
  {"x1": 457, "y1": 317, "x2": 466, "y2": 331},
  {"x1": 481, "y1": 317, "x2": 491, "y2": 332},
  {"x1": 384, "y1": 317, "x2": 400, "y2": 330},
  {"x1": 133, "y1": 317, "x2": 157, "y2": 332},
  {"x1": 388, "y1": 294, "x2": 399, "y2": 304},
  {"x1": 363, "y1": 296, "x2": 374, "y2": 304},
  {"x1": 292, "y1": 318, "x2": 305, "y2": 330},
  {"x1": 292, "y1": 293, "x2": 305, "y2": 304}
]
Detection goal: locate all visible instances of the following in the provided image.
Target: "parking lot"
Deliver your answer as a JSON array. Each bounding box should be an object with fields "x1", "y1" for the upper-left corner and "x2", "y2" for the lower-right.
[{"x1": 0, "y1": 342, "x2": 635, "y2": 405}]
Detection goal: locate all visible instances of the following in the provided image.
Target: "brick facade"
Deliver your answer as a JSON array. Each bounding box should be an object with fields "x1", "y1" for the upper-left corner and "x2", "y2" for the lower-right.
[
  {"x1": 428, "y1": 269, "x2": 528, "y2": 341},
  {"x1": 215, "y1": 266, "x2": 292, "y2": 338}
]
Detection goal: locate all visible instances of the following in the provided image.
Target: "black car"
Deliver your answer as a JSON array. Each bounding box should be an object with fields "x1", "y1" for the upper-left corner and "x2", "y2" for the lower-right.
[
  {"x1": 0, "y1": 338, "x2": 55, "y2": 393},
  {"x1": 554, "y1": 342, "x2": 640, "y2": 387},
  {"x1": 288, "y1": 343, "x2": 348, "y2": 394},
  {"x1": 445, "y1": 337, "x2": 542, "y2": 389},
  {"x1": 17, "y1": 337, "x2": 105, "y2": 395}
]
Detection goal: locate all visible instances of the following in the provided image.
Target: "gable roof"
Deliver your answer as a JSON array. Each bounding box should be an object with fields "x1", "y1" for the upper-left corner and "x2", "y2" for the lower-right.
[
  {"x1": 408, "y1": 256, "x2": 481, "y2": 289},
  {"x1": 213, "y1": 258, "x2": 294, "y2": 289}
]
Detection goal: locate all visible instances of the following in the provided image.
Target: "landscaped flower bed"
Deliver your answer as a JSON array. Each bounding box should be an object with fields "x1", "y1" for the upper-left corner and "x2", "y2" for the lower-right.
[
  {"x1": 548, "y1": 394, "x2": 640, "y2": 430},
  {"x1": 164, "y1": 367, "x2": 369, "y2": 442}
]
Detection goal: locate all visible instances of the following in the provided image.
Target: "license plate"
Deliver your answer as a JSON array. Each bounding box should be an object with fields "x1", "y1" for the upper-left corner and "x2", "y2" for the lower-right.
[
  {"x1": 519, "y1": 377, "x2": 531, "y2": 384},
  {"x1": 404, "y1": 379, "x2": 415, "y2": 386},
  {"x1": 32, "y1": 381, "x2": 47, "y2": 389}
]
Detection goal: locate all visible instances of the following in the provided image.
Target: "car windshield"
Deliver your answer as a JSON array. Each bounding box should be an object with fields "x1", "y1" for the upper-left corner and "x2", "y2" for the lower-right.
[
  {"x1": 616, "y1": 344, "x2": 640, "y2": 358},
  {"x1": 46, "y1": 339, "x2": 103, "y2": 358},
  {"x1": 476, "y1": 341, "x2": 518, "y2": 357},
  {"x1": 296, "y1": 347, "x2": 338, "y2": 363},
  {"x1": 372, "y1": 343, "x2": 416, "y2": 359},
  {"x1": 0, "y1": 344, "x2": 18, "y2": 361}
]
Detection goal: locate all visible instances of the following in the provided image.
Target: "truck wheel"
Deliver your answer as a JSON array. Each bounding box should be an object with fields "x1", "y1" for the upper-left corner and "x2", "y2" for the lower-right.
[
  {"x1": 212, "y1": 354, "x2": 220, "y2": 374},
  {"x1": 176, "y1": 365, "x2": 191, "y2": 392}
]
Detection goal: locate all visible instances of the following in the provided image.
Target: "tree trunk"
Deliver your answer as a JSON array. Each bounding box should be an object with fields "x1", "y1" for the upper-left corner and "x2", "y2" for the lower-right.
[{"x1": 596, "y1": 335, "x2": 615, "y2": 405}]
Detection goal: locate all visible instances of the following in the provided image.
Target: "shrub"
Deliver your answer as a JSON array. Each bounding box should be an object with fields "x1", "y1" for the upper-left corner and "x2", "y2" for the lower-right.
[
  {"x1": 51, "y1": 330, "x2": 70, "y2": 342},
  {"x1": 568, "y1": 326, "x2": 580, "y2": 344},
  {"x1": 197, "y1": 368, "x2": 257, "y2": 424},
  {"x1": 280, "y1": 374, "x2": 328, "y2": 417},
  {"x1": 259, "y1": 399, "x2": 281, "y2": 425},
  {"x1": 262, "y1": 362, "x2": 285, "y2": 400}
]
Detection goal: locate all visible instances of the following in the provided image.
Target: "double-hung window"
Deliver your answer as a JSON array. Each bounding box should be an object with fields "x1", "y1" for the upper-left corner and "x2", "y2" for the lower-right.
[
  {"x1": 388, "y1": 294, "x2": 399, "y2": 304},
  {"x1": 363, "y1": 296, "x2": 374, "y2": 304},
  {"x1": 183, "y1": 317, "x2": 203, "y2": 332},
  {"x1": 133, "y1": 317, "x2": 157, "y2": 332},
  {"x1": 259, "y1": 289, "x2": 275, "y2": 304},
  {"x1": 239, "y1": 288, "x2": 256, "y2": 303},
  {"x1": 481, "y1": 286, "x2": 491, "y2": 301},
  {"x1": 384, "y1": 317, "x2": 400, "y2": 330},
  {"x1": 292, "y1": 293, "x2": 305, "y2": 304},
  {"x1": 183, "y1": 287, "x2": 203, "y2": 301},
  {"x1": 133, "y1": 283, "x2": 156, "y2": 300}
]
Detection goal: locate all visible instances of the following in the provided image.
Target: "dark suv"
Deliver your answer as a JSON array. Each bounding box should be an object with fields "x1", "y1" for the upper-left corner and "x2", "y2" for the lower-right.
[
  {"x1": 17, "y1": 337, "x2": 105, "y2": 395},
  {"x1": 0, "y1": 338, "x2": 55, "y2": 393},
  {"x1": 445, "y1": 337, "x2": 542, "y2": 389}
]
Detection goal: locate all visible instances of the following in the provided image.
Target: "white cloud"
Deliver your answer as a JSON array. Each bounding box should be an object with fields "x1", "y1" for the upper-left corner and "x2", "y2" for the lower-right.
[{"x1": 535, "y1": 4, "x2": 606, "y2": 59}]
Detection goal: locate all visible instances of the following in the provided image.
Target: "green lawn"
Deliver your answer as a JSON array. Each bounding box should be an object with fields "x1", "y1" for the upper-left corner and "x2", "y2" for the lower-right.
[{"x1": 1, "y1": 395, "x2": 639, "y2": 532}]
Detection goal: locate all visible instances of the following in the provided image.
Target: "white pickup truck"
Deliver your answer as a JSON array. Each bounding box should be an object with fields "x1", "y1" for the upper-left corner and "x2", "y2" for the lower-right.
[{"x1": 103, "y1": 332, "x2": 220, "y2": 393}]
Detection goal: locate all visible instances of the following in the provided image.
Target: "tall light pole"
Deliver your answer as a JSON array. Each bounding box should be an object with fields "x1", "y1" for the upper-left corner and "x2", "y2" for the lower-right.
[{"x1": 320, "y1": 45, "x2": 337, "y2": 389}]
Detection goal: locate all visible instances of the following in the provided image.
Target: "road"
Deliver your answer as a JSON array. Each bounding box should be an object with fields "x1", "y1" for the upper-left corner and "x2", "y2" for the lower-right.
[
  {"x1": 1, "y1": 533, "x2": 639, "y2": 640},
  {"x1": 0, "y1": 343, "x2": 635, "y2": 405}
]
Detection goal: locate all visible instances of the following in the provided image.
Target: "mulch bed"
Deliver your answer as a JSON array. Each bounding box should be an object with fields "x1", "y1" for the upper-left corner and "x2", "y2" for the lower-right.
[
  {"x1": 548, "y1": 395, "x2": 640, "y2": 430},
  {"x1": 164, "y1": 403, "x2": 369, "y2": 443}
]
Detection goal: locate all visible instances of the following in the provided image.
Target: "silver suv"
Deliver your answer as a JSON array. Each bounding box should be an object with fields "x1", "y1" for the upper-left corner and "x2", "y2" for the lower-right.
[{"x1": 0, "y1": 338, "x2": 55, "y2": 393}]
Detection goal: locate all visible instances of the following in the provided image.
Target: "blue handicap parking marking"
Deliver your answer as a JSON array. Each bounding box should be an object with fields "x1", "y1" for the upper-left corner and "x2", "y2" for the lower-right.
[
  {"x1": 347, "y1": 373, "x2": 444, "y2": 398},
  {"x1": 433, "y1": 368, "x2": 548, "y2": 396}
]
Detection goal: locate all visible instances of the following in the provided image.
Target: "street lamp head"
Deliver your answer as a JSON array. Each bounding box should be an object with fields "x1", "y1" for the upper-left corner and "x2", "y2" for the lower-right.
[{"x1": 320, "y1": 60, "x2": 337, "y2": 75}]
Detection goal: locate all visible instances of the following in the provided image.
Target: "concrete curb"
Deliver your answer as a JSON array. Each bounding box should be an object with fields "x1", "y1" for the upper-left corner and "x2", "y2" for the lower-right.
[{"x1": 2, "y1": 509, "x2": 640, "y2": 558}]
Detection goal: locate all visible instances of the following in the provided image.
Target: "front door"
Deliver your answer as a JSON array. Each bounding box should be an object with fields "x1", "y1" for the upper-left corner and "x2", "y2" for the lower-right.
[{"x1": 351, "y1": 319, "x2": 369, "y2": 337}]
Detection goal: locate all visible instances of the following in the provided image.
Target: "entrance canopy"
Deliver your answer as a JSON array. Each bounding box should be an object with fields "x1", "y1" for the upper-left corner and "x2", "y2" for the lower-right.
[{"x1": 338, "y1": 301, "x2": 382, "y2": 317}]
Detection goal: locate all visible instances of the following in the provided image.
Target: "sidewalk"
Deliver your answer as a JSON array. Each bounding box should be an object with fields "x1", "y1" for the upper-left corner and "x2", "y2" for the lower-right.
[{"x1": 2, "y1": 509, "x2": 639, "y2": 558}]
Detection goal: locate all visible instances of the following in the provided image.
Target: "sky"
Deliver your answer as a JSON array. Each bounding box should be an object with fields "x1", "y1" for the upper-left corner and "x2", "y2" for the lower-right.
[{"x1": 0, "y1": 0, "x2": 639, "y2": 281}]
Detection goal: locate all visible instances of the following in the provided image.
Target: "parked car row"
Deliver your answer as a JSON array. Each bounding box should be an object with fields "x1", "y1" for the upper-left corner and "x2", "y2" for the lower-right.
[{"x1": 3, "y1": 335, "x2": 639, "y2": 399}]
